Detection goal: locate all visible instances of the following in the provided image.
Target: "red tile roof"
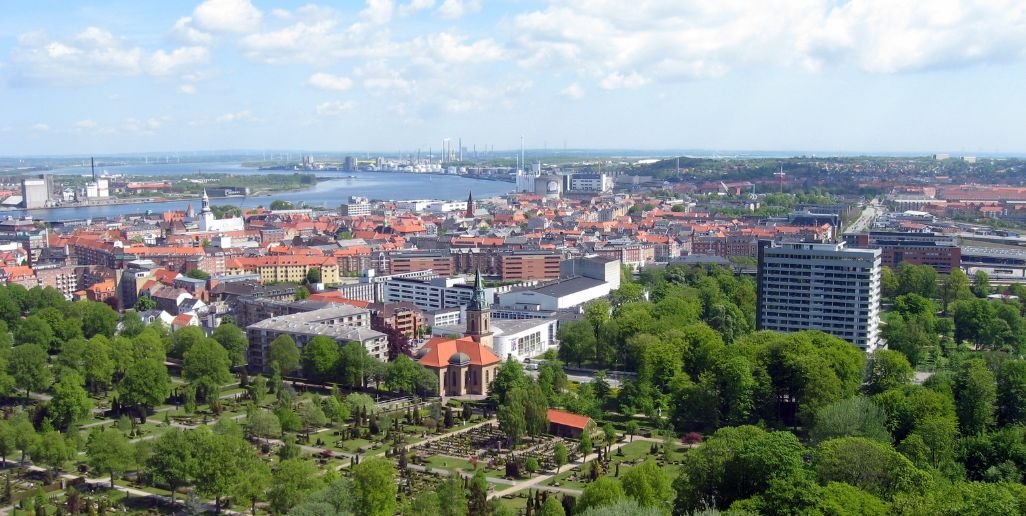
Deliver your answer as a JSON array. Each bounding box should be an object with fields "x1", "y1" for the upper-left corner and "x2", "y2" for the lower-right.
[
  {"x1": 417, "y1": 336, "x2": 500, "y2": 368},
  {"x1": 547, "y1": 408, "x2": 591, "y2": 430}
]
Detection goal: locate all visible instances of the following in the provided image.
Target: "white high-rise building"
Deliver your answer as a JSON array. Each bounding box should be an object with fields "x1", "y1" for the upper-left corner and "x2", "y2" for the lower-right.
[{"x1": 757, "y1": 241, "x2": 881, "y2": 350}]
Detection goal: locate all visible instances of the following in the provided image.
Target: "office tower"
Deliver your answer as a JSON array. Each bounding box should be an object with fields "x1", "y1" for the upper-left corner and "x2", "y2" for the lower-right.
[{"x1": 757, "y1": 241, "x2": 881, "y2": 350}]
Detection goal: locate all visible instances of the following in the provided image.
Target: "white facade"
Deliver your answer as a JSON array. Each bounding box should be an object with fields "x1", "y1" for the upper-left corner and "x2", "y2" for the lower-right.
[
  {"x1": 757, "y1": 242, "x2": 881, "y2": 350},
  {"x1": 497, "y1": 277, "x2": 612, "y2": 311},
  {"x1": 432, "y1": 318, "x2": 558, "y2": 362},
  {"x1": 383, "y1": 276, "x2": 495, "y2": 311},
  {"x1": 569, "y1": 174, "x2": 613, "y2": 193},
  {"x1": 199, "y1": 190, "x2": 245, "y2": 233}
]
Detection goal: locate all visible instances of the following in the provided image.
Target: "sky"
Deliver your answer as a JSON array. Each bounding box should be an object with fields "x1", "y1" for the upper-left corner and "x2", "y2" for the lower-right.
[{"x1": 2, "y1": 0, "x2": 1026, "y2": 156}]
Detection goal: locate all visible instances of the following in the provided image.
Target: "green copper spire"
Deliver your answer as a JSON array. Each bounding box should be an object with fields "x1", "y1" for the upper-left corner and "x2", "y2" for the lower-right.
[{"x1": 469, "y1": 268, "x2": 488, "y2": 310}]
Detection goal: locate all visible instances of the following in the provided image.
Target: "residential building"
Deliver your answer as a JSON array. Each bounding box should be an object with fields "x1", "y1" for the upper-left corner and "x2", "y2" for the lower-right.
[
  {"x1": 246, "y1": 304, "x2": 386, "y2": 372},
  {"x1": 757, "y1": 241, "x2": 881, "y2": 350}
]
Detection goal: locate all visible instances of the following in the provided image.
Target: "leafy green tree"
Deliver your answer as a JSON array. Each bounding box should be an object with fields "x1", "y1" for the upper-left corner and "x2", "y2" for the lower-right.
[
  {"x1": 119, "y1": 358, "x2": 171, "y2": 417},
  {"x1": 538, "y1": 359, "x2": 569, "y2": 403},
  {"x1": 269, "y1": 334, "x2": 301, "y2": 375},
  {"x1": 436, "y1": 475, "x2": 468, "y2": 516},
  {"x1": 997, "y1": 359, "x2": 1026, "y2": 426},
  {"x1": 211, "y1": 323, "x2": 248, "y2": 368},
  {"x1": 498, "y1": 391, "x2": 527, "y2": 446},
  {"x1": 539, "y1": 496, "x2": 565, "y2": 516},
  {"x1": 78, "y1": 300, "x2": 119, "y2": 338},
  {"x1": 190, "y1": 428, "x2": 251, "y2": 512},
  {"x1": 815, "y1": 437, "x2": 928, "y2": 498},
  {"x1": 554, "y1": 442, "x2": 568, "y2": 473},
  {"x1": 577, "y1": 477, "x2": 626, "y2": 513},
  {"x1": 488, "y1": 360, "x2": 530, "y2": 405},
  {"x1": 233, "y1": 460, "x2": 272, "y2": 515},
  {"x1": 0, "y1": 419, "x2": 16, "y2": 466},
  {"x1": 170, "y1": 326, "x2": 206, "y2": 358},
  {"x1": 59, "y1": 336, "x2": 115, "y2": 394},
  {"x1": 954, "y1": 359, "x2": 996, "y2": 435},
  {"x1": 953, "y1": 299, "x2": 997, "y2": 349},
  {"x1": 338, "y1": 341, "x2": 370, "y2": 387},
  {"x1": 897, "y1": 264, "x2": 937, "y2": 298},
  {"x1": 556, "y1": 320, "x2": 596, "y2": 366},
  {"x1": 31, "y1": 430, "x2": 74, "y2": 481},
  {"x1": 306, "y1": 267, "x2": 322, "y2": 284},
  {"x1": 811, "y1": 397, "x2": 890, "y2": 444},
  {"x1": 294, "y1": 286, "x2": 310, "y2": 300},
  {"x1": 864, "y1": 350, "x2": 914, "y2": 395},
  {"x1": 183, "y1": 338, "x2": 232, "y2": 397},
  {"x1": 621, "y1": 460, "x2": 673, "y2": 510},
  {"x1": 299, "y1": 399, "x2": 328, "y2": 429},
  {"x1": 11, "y1": 413, "x2": 37, "y2": 464},
  {"x1": 147, "y1": 430, "x2": 194, "y2": 504},
  {"x1": 134, "y1": 295, "x2": 157, "y2": 311},
  {"x1": 818, "y1": 482, "x2": 890, "y2": 516},
  {"x1": 9, "y1": 344, "x2": 51, "y2": 399},
  {"x1": 385, "y1": 354, "x2": 420, "y2": 394},
  {"x1": 577, "y1": 500, "x2": 662, "y2": 516},
  {"x1": 469, "y1": 470, "x2": 488, "y2": 515},
  {"x1": 972, "y1": 270, "x2": 991, "y2": 298},
  {"x1": 940, "y1": 268, "x2": 973, "y2": 313},
  {"x1": 301, "y1": 335, "x2": 340, "y2": 382},
  {"x1": 268, "y1": 458, "x2": 321, "y2": 513},
  {"x1": 246, "y1": 409, "x2": 282, "y2": 441},
  {"x1": 352, "y1": 458, "x2": 396, "y2": 516},
  {"x1": 580, "y1": 432, "x2": 593, "y2": 458},
  {"x1": 14, "y1": 315, "x2": 53, "y2": 349},
  {"x1": 86, "y1": 429, "x2": 135, "y2": 488},
  {"x1": 48, "y1": 372, "x2": 93, "y2": 431}
]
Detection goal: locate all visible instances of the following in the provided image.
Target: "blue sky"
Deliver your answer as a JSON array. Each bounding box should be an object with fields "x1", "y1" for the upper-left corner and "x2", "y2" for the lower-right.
[{"x1": 2, "y1": 0, "x2": 1026, "y2": 156}]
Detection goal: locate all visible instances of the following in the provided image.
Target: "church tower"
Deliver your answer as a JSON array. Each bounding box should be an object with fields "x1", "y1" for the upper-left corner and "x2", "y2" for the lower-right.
[
  {"x1": 465, "y1": 191, "x2": 474, "y2": 219},
  {"x1": 464, "y1": 269, "x2": 493, "y2": 349},
  {"x1": 199, "y1": 189, "x2": 214, "y2": 231}
]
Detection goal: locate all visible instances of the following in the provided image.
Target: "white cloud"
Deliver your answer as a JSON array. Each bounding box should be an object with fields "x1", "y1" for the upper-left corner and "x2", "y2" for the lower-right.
[
  {"x1": 409, "y1": 33, "x2": 505, "y2": 65},
  {"x1": 123, "y1": 117, "x2": 166, "y2": 134},
  {"x1": 512, "y1": 0, "x2": 1026, "y2": 89},
  {"x1": 560, "y1": 83, "x2": 584, "y2": 100},
  {"x1": 30, "y1": 123, "x2": 49, "y2": 132},
  {"x1": 437, "y1": 0, "x2": 481, "y2": 19},
  {"x1": 74, "y1": 120, "x2": 97, "y2": 130},
  {"x1": 308, "y1": 72, "x2": 353, "y2": 91},
  {"x1": 400, "y1": 0, "x2": 435, "y2": 16},
  {"x1": 215, "y1": 110, "x2": 256, "y2": 123},
  {"x1": 361, "y1": 0, "x2": 395, "y2": 25},
  {"x1": 148, "y1": 46, "x2": 210, "y2": 76},
  {"x1": 316, "y1": 100, "x2": 357, "y2": 116},
  {"x1": 171, "y1": 17, "x2": 213, "y2": 45},
  {"x1": 12, "y1": 27, "x2": 209, "y2": 84},
  {"x1": 192, "y1": 0, "x2": 262, "y2": 34},
  {"x1": 180, "y1": 83, "x2": 198, "y2": 94}
]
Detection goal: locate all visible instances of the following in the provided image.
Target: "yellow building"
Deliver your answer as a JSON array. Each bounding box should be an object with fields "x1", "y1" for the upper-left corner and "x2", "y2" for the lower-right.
[{"x1": 226, "y1": 256, "x2": 340, "y2": 285}]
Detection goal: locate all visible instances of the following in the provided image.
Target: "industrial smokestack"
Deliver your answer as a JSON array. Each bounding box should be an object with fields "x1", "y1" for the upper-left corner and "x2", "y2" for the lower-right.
[{"x1": 91, "y1": 157, "x2": 96, "y2": 181}]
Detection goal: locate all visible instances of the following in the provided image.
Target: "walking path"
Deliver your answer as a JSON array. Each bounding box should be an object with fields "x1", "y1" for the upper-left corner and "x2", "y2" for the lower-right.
[{"x1": 488, "y1": 439, "x2": 631, "y2": 500}]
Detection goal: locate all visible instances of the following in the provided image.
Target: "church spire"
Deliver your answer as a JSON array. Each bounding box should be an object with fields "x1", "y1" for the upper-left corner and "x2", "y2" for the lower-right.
[
  {"x1": 465, "y1": 191, "x2": 474, "y2": 219},
  {"x1": 468, "y1": 268, "x2": 488, "y2": 311},
  {"x1": 201, "y1": 189, "x2": 211, "y2": 213}
]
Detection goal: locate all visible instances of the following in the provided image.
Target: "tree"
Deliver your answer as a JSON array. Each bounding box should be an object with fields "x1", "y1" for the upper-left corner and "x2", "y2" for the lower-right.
[
  {"x1": 301, "y1": 336, "x2": 340, "y2": 382},
  {"x1": 299, "y1": 399, "x2": 328, "y2": 430},
  {"x1": 469, "y1": 470, "x2": 488, "y2": 516},
  {"x1": 0, "y1": 419, "x2": 16, "y2": 466},
  {"x1": 78, "y1": 300, "x2": 119, "y2": 338},
  {"x1": 134, "y1": 295, "x2": 157, "y2": 311},
  {"x1": 48, "y1": 372, "x2": 93, "y2": 431},
  {"x1": 11, "y1": 413, "x2": 37, "y2": 464},
  {"x1": 557, "y1": 320, "x2": 596, "y2": 367},
  {"x1": 497, "y1": 395, "x2": 527, "y2": 447},
  {"x1": 488, "y1": 360, "x2": 529, "y2": 405},
  {"x1": 814, "y1": 437, "x2": 927, "y2": 498},
  {"x1": 580, "y1": 432, "x2": 593, "y2": 458},
  {"x1": 269, "y1": 335, "x2": 301, "y2": 375},
  {"x1": 941, "y1": 268, "x2": 973, "y2": 313},
  {"x1": 306, "y1": 268, "x2": 322, "y2": 284},
  {"x1": 997, "y1": 359, "x2": 1026, "y2": 426},
  {"x1": 268, "y1": 459, "x2": 321, "y2": 513},
  {"x1": 621, "y1": 460, "x2": 673, "y2": 510},
  {"x1": 539, "y1": 496, "x2": 565, "y2": 516},
  {"x1": 119, "y1": 358, "x2": 171, "y2": 417},
  {"x1": 190, "y1": 428, "x2": 250, "y2": 512},
  {"x1": 385, "y1": 355, "x2": 420, "y2": 394},
  {"x1": 864, "y1": 350, "x2": 914, "y2": 395},
  {"x1": 147, "y1": 430, "x2": 194, "y2": 504},
  {"x1": 59, "y1": 336, "x2": 115, "y2": 394},
  {"x1": 338, "y1": 341, "x2": 371, "y2": 387},
  {"x1": 973, "y1": 270, "x2": 991, "y2": 298},
  {"x1": 954, "y1": 359, "x2": 996, "y2": 435},
  {"x1": 9, "y1": 344, "x2": 50, "y2": 399},
  {"x1": 352, "y1": 458, "x2": 396, "y2": 516},
  {"x1": 232, "y1": 459, "x2": 272, "y2": 515},
  {"x1": 212, "y1": 323, "x2": 248, "y2": 368},
  {"x1": 538, "y1": 359, "x2": 569, "y2": 403},
  {"x1": 602, "y1": 423, "x2": 617, "y2": 454},
  {"x1": 436, "y1": 475, "x2": 468, "y2": 516},
  {"x1": 185, "y1": 269, "x2": 210, "y2": 280},
  {"x1": 183, "y1": 338, "x2": 232, "y2": 399},
  {"x1": 14, "y1": 315, "x2": 53, "y2": 349},
  {"x1": 294, "y1": 286, "x2": 311, "y2": 300},
  {"x1": 270, "y1": 199, "x2": 294, "y2": 210},
  {"x1": 554, "y1": 442, "x2": 568, "y2": 473},
  {"x1": 577, "y1": 477, "x2": 626, "y2": 513},
  {"x1": 31, "y1": 430, "x2": 73, "y2": 482},
  {"x1": 246, "y1": 409, "x2": 282, "y2": 441},
  {"x1": 897, "y1": 264, "x2": 937, "y2": 298},
  {"x1": 810, "y1": 397, "x2": 890, "y2": 444},
  {"x1": 86, "y1": 429, "x2": 135, "y2": 489}
]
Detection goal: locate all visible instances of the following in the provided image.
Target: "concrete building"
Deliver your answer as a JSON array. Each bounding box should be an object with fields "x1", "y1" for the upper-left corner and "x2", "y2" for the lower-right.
[
  {"x1": 498, "y1": 251, "x2": 562, "y2": 281},
  {"x1": 845, "y1": 231, "x2": 961, "y2": 274},
  {"x1": 757, "y1": 241, "x2": 881, "y2": 350},
  {"x1": 568, "y1": 174, "x2": 613, "y2": 193},
  {"x1": 383, "y1": 275, "x2": 495, "y2": 311},
  {"x1": 198, "y1": 190, "x2": 245, "y2": 233},
  {"x1": 433, "y1": 317, "x2": 558, "y2": 362},
  {"x1": 246, "y1": 304, "x2": 386, "y2": 373},
  {"x1": 21, "y1": 175, "x2": 51, "y2": 209}
]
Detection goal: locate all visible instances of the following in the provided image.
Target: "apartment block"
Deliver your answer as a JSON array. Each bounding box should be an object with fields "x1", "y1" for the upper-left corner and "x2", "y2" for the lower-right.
[{"x1": 757, "y1": 241, "x2": 881, "y2": 350}]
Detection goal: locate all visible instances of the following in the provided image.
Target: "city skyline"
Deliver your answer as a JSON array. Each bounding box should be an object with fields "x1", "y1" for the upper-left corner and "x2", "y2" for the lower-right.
[{"x1": 3, "y1": 0, "x2": 1026, "y2": 156}]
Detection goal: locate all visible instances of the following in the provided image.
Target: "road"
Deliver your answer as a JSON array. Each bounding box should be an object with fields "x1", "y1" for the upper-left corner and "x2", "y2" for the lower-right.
[
  {"x1": 526, "y1": 366, "x2": 626, "y2": 388},
  {"x1": 845, "y1": 198, "x2": 883, "y2": 234}
]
